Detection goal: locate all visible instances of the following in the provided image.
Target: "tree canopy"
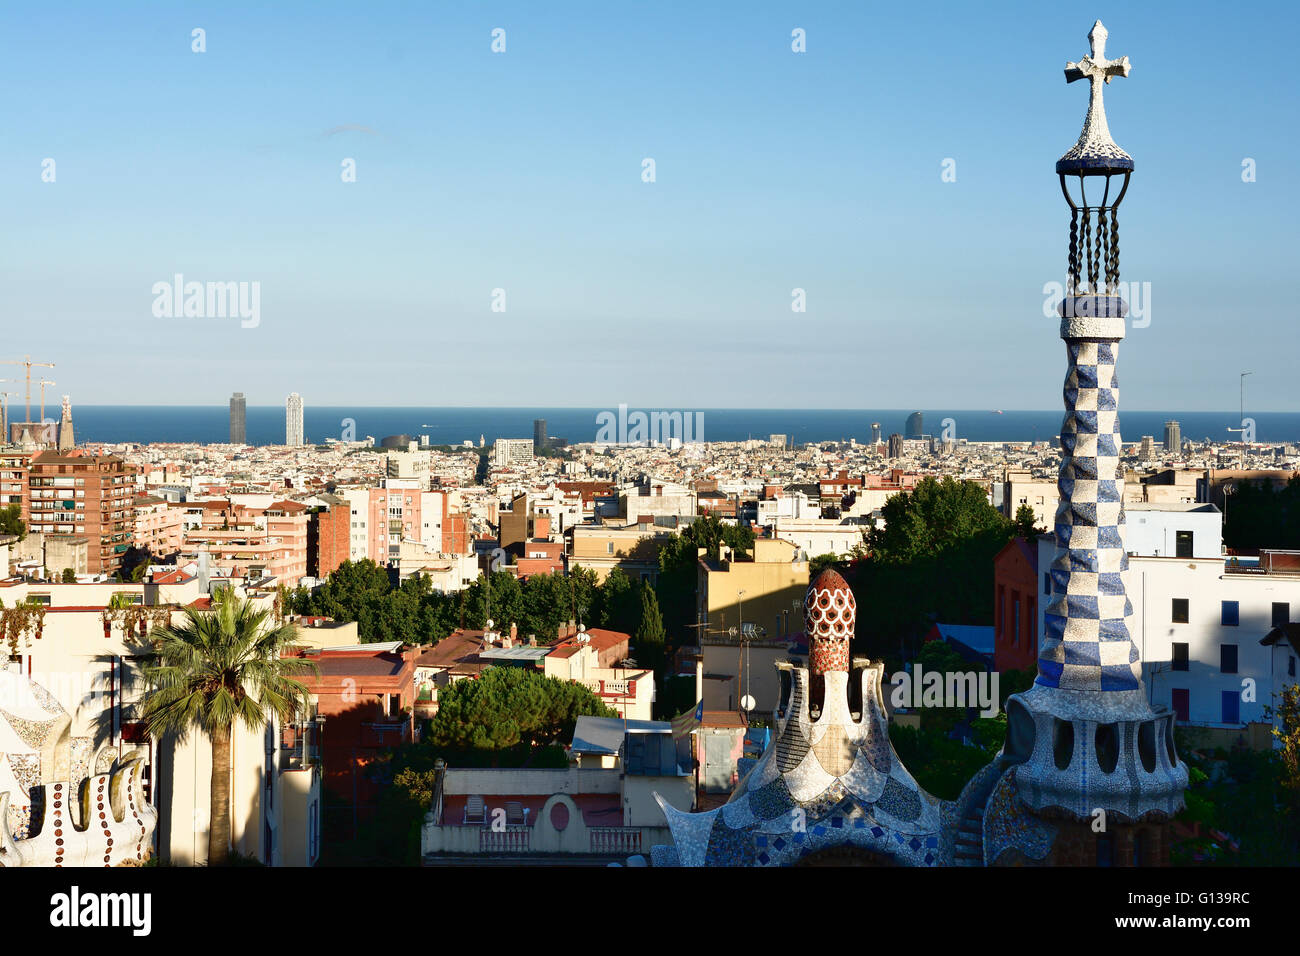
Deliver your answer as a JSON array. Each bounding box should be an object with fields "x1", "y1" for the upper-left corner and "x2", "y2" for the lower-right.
[
  {"x1": 849, "y1": 477, "x2": 1016, "y2": 658},
  {"x1": 426, "y1": 667, "x2": 616, "y2": 752}
]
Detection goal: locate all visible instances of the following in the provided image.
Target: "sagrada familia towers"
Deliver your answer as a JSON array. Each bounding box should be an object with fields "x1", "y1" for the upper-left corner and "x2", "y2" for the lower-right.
[{"x1": 654, "y1": 20, "x2": 1187, "y2": 866}]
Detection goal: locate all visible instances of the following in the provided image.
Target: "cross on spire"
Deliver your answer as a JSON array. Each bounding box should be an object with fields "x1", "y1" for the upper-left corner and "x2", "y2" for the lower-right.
[{"x1": 1058, "y1": 21, "x2": 1133, "y2": 172}]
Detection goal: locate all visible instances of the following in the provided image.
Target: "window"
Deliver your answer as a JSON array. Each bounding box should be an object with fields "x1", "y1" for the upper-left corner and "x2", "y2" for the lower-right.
[
  {"x1": 1043, "y1": 572, "x2": 1051, "y2": 594},
  {"x1": 1172, "y1": 643, "x2": 1189, "y2": 671},
  {"x1": 1273, "y1": 602, "x2": 1291, "y2": 627},
  {"x1": 1172, "y1": 598, "x2": 1189, "y2": 624},
  {"x1": 1220, "y1": 644, "x2": 1238, "y2": 674},
  {"x1": 1221, "y1": 601, "x2": 1239, "y2": 627},
  {"x1": 606, "y1": 542, "x2": 614, "y2": 555},
  {"x1": 1171, "y1": 688, "x2": 1189, "y2": 723},
  {"x1": 1221, "y1": 690, "x2": 1240, "y2": 725},
  {"x1": 1290, "y1": 656, "x2": 1296, "y2": 678},
  {"x1": 1175, "y1": 530, "x2": 1193, "y2": 558}
]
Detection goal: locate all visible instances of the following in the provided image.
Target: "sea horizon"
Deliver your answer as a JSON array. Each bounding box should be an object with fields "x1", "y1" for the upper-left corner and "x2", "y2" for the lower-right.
[{"x1": 41, "y1": 405, "x2": 1300, "y2": 448}]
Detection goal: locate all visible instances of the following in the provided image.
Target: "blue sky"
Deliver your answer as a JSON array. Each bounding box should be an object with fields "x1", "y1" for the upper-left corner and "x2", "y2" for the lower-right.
[{"x1": 0, "y1": 1, "x2": 1295, "y2": 412}]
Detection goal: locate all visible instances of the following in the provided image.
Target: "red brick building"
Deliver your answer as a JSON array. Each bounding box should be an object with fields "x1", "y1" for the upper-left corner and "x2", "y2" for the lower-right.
[
  {"x1": 25, "y1": 451, "x2": 137, "y2": 575},
  {"x1": 994, "y1": 536, "x2": 1040, "y2": 673},
  {"x1": 290, "y1": 641, "x2": 417, "y2": 834},
  {"x1": 308, "y1": 499, "x2": 351, "y2": 578}
]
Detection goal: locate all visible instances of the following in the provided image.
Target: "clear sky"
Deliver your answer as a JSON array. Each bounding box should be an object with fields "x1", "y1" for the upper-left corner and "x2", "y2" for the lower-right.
[{"x1": 1, "y1": 1, "x2": 1295, "y2": 412}]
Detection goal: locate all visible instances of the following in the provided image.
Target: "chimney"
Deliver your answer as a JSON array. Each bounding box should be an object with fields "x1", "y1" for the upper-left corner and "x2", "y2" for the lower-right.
[
  {"x1": 567, "y1": 618, "x2": 577, "y2": 638},
  {"x1": 557, "y1": 623, "x2": 566, "y2": 643},
  {"x1": 528, "y1": 633, "x2": 537, "y2": 647},
  {"x1": 509, "y1": 622, "x2": 518, "y2": 643}
]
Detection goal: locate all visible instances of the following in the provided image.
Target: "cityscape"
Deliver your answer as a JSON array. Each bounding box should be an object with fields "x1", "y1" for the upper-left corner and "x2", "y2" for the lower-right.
[{"x1": 2, "y1": 2, "x2": 1293, "y2": 938}]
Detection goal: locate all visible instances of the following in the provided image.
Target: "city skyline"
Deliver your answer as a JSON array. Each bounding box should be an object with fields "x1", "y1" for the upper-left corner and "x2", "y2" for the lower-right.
[{"x1": 1, "y1": 2, "x2": 1295, "y2": 411}]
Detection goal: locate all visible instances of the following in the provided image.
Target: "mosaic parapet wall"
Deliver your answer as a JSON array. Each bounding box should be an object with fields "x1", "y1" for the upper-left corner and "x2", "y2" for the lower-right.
[
  {"x1": 655, "y1": 662, "x2": 947, "y2": 865},
  {"x1": 1001, "y1": 686, "x2": 1187, "y2": 822},
  {"x1": 0, "y1": 758, "x2": 156, "y2": 868}
]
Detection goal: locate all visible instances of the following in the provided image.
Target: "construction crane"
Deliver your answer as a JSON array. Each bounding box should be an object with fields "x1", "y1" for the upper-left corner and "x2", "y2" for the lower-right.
[
  {"x1": 1, "y1": 356, "x2": 55, "y2": 425},
  {"x1": 37, "y1": 379, "x2": 56, "y2": 423}
]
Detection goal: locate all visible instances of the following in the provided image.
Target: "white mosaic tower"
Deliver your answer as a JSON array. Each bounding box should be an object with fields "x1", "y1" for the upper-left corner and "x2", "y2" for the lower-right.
[{"x1": 1001, "y1": 21, "x2": 1187, "y2": 823}]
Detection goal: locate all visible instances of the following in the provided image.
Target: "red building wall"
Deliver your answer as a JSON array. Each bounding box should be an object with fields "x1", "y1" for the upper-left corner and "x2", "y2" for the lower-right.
[
  {"x1": 316, "y1": 505, "x2": 351, "y2": 577},
  {"x1": 994, "y1": 537, "x2": 1039, "y2": 673}
]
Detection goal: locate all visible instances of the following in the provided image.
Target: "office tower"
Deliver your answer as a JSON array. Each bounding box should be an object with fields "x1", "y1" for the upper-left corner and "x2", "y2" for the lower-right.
[
  {"x1": 1163, "y1": 420, "x2": 1181, "y2": 453},
  {"x1": 286, "y1": 393, "x2": 304, "y2": 447},
  {"x1": 905, "y1": 411, "x2": 923, "y2": 440},
  {"x1": 887, "y1": 433, "x2": 903, "y2": 458},
  {"x1": 1139, "y1": 435, "x2": 1154, "y2": 460},
  {"x1": 533, "y1": 418, "x2": 547, "y2": 452},
  {"x1": 230, "y1": 392, "x2": 247, "y2": 444},
  {"x1": 870, "y1": 422, "x2": 882, "y2": 445}
]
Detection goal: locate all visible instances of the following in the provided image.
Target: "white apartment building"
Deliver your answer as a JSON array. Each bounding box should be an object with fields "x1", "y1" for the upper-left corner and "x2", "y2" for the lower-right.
[
  {"x1": 1035, "y1": 506, "x2": 1299, "y2": 741},
  {"x1": 769, "y1": 516, "x2": 869, "y2": 560},
  {"x1": 493, "y1": 438, "x2": 534, "y2": 467}
]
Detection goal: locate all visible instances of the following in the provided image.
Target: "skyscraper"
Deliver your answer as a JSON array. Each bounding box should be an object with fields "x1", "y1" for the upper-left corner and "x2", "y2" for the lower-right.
[
  {"x1": 870, "y1": 422, "x2": 882, "y2": 445},
  {"x1": 230, "y1": 392, "x2": 247, "y2": 444},
  {"x1": 887, "y1": 433, "x2": 903, "y2": 458},
  {"x1": 1163, "y1": 420, "x2": 1181, "y2": 453},
  {"x1": 286, "y1": 393, "x2": 304, "y2": 447},
  {"x1": 533, "y1": 418, "x2": 547, "y2": 452},
  {"x1": 905, "y1": 411, "x2": 923, "y2": 439}
]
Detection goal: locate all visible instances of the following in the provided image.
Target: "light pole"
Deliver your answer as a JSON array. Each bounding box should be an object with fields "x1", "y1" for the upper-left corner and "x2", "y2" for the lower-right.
[{"x1": 1226, "y1": 371, "x2": 1253, "y2": 446}]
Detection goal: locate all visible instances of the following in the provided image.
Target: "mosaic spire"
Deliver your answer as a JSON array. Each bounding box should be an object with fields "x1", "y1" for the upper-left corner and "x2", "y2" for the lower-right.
[
  {"x1": 805, "y1": 568, "x2": 854, "y2": 675},
  {"x1": 1037, "y1": 20, "x2": 1142, "y2": 694}
]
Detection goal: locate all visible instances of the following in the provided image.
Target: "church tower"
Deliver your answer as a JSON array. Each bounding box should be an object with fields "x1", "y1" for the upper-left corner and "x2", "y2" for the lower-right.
[
  {"x1": 987, "y1": 21, "x2": 1188, "y2": 865},
  {"x1": 56, "y1": 395, "x2": 75, "y2": 452}
]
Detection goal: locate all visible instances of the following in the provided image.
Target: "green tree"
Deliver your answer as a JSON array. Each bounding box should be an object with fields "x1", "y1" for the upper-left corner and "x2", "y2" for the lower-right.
[
  {"x1": 427, "y1": 667, "x2": 616, "y2": 752},
  {"x1": 0, "y1": 503, "x2": 25, "y2": 541},
  {"x1": 1013, "y1": 503, "x2": 1045, "y2": 539},
  {"x1": 635, "y1": 586, "x2": 666, "y2": 673},
  {"x1": 597, "y1": 567, "x2": 640, "y2": 634},
  {"x1": 853, "y1": 476, "x2": 1015, "y2": 659},
  {"x1": 140, "y1": 594, "x2": 317, "y2": 866},
  {"x1": 655, "y1": 514, "x2": 755, "y2": 635},
  {"x1": 809, "y1": 553, "x2": 842, "y2": 578},
  {"x1": 61, "y1": 567, "x2": 77, "y2": 583}
]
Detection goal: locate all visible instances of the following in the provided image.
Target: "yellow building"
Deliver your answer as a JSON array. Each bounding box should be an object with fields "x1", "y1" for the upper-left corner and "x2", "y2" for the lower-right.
[
  {"x1": 568, "y1": 522, "x2": 676, "y2": 584},
  {"x1": 697, "y1": 537, "x2": 809, "y2": 640}
]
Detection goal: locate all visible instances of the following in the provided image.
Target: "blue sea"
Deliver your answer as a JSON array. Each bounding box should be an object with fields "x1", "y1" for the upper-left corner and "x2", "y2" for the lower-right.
[{"x1": 60, "y1": 407, "x2": 1300, "y2": 447}]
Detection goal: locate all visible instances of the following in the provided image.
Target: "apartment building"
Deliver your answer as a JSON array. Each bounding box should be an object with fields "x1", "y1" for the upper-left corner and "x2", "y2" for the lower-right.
[
  {"x1": 697, "y1": 537, "x2": 809, "y2": 640},
  {"x1": 338, "y1": 484, "x2": 468, "y2": 567},
  {"x1": 1033, "y1": 509, "x2": 1300, "y2": 744},
  {"x1": 133, "y1": 495, "x2": 184, "y2": 557},
  {"x1": 25, "y1": 452, "x2": 136, "y2": 575}
]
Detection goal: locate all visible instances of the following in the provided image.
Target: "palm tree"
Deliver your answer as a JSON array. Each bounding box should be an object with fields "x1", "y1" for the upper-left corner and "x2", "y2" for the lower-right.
[{"x1": 140, "y1": 592, "x2": 317, "y2": 866}]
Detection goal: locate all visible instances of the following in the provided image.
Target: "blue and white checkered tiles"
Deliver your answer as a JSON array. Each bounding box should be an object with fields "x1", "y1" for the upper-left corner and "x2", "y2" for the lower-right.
[{"x1": 1038, "y1": 340, "x2": 1142, "y2": 692}]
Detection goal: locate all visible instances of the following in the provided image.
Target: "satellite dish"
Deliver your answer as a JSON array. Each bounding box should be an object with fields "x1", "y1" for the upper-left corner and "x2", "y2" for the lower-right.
[{"x1": 740, "y1": 695, "x2": 756, "y2": 712}]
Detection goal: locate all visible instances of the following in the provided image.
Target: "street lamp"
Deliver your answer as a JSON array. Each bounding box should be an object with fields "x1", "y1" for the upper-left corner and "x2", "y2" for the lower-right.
[{"x1": 1226, "y1": 371, "x2": 1253, "y2": 445}]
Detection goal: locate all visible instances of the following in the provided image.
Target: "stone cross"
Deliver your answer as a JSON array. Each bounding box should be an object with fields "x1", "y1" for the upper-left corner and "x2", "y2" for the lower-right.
[{"x1": 1064, "y1": 20, "x2": 1130, "y2": 149}]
